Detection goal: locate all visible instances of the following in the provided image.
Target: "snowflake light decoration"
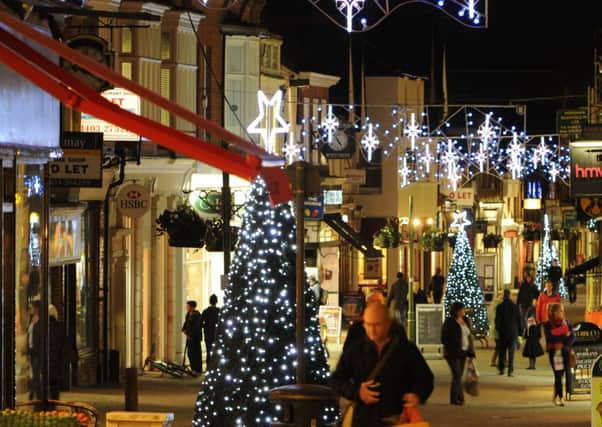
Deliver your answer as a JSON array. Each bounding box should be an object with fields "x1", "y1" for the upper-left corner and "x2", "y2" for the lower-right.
[
  {"x1": 282, "y1": 133, "x2": 302, "y2": 165},
  {"x1": 475, "y1": 148, "x2": 487, "y2": 173},
  {"x1": 477, "y1": 113, "x2": 496, "y2": 151},
  {"x1": 398, "y1": 156, "x2": 411, "y2": 188},
  {"x1": 421, "y1": 143, "x2": 433, "y2": 174},
  {"x1": 247, "y1": 90, "x2": 289, "y2": 155},
  {"x1": 360, "y1": 123, "x2": 380, "y2": 162},
  {"x1": 450, "y1": 210, "x2": 471, "y2": 231},
  {"x1": 404, "y1": 112, "x2": 421, "y2": 150},
  {"x1": 321, "y1": 104, "x2": 339, "y2": 144},
  {"x1": 549, "y1": 163, "x2": 559, "y2": 183},
  {"x1": 441, "y1": 140, "x2": 459, "y2": 178},
  {"x1": 533, "y1": 137, "x2": 548, "y2": 167}
]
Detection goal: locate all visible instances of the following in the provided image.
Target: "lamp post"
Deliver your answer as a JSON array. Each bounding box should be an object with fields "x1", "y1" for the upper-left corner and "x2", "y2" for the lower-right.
[{"x1": 407, "y1": 195, "x2": 415, "y2": 342}]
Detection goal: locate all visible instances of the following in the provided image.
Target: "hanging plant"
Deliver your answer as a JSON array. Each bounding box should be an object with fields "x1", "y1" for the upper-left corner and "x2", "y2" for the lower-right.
[
  {"x1": 204, "y1": 219, "x2": 239, "y2": 252},
  {"x1": 156, "y1": 204, "x2": 207, "y2": 248},
  {"x1": 446, "y1": 232, "x2": 457, "y2": 249},
  {"x1": 372, "y1": 219, "x2": 401, "y2": 249},
  {"x1": 483, "y1": 233, "x2": 503, "y2": 248},
  {"x1": 419, "y1": 228, "x2": 445, "y2": 252},
  {"x1": 522, "y1": 222, "x2": 541, "y2": 241}
]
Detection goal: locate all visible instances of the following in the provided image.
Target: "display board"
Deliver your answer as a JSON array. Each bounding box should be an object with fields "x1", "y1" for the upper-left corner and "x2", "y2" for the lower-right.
[
  {"x1": 571, "y1": 322, "x2": 602, "y2": 396},
  {"x1": 416, "y1": 304, "x2": 444, "y2": 357},
  {"x1": 319, "y1": 306, "x2": 342, "y2": 345}
]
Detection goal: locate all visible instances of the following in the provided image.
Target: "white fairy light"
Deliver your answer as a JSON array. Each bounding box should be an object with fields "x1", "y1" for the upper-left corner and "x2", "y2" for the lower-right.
[
  {"x1": 247, "y1": 90, "x2": 290, "y2": 155},
  {"x1": 477, "y1": 113, "x2": 496, "y2": 152},
  {"x1": 475, "y1": 147, "x2": 487, "y2": 173},
  {"x1": 360, "y1": 123, "x2": 380, "y2": 162},
  {"x1": 507, "y1": 132, "x2": 525, "y2": 179},
  {"x1": 335, "y1": 0, "x2": 365, "y2": 32},
  {"x1": 450, "y1": 210, "x2": 471, "y2": 231},
  {"x1": 549, "y1": 163, "x2": 559, "y2": 183},
  {"x1": 398, "y1": 156, "x2": 411, "y2": 187},
  {"x1": 534, "y1": 137, "x2": 549, "y2": 167},
  {"x1": 403, "y1": 112, "x2": 421, "y2": 150},
  {"x1": 421, "y1": 143, "x2": 433, "y2": 174},
  {"x1": 441, "y1": 140, "x2": 459, "y2": 179},
  {"x1": 321, "y1": 104, "x2": 339, "y2": 144},
  {"x1": 449, "y1": 169, "x2": 461, "y2": 191}
]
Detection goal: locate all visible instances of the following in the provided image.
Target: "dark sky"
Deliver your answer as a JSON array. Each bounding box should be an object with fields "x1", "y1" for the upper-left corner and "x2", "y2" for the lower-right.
[{"x1": 262, "y1": 0, "x2": 602, "y2": 133}]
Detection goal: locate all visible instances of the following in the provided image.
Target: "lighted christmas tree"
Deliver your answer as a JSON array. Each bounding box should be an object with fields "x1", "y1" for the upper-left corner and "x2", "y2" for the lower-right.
[
  {"x1": 443, "y1": 211, "x2": 490, "y2": 336},
  {"x1": 535, "y1": 214, "x2": 567, "y2": 298},
  {"x1": 192, "y1": 177, "x2": 334, "y2": 427}
]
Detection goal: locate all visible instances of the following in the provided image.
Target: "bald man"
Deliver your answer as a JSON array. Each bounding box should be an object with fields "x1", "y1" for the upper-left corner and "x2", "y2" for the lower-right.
[{"x1": 332, "y1": 303, "x2": 434, "y2": 427}]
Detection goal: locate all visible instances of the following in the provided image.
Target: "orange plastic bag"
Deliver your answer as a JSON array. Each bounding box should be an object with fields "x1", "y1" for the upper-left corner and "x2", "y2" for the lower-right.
[{"x1": 394, "y1": 406, "x2": 430, "y2": 427}]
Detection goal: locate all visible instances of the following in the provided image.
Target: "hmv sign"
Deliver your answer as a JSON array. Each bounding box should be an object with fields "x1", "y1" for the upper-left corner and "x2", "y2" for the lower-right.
[{"x1": 570, "y1": 141, "x2": 602, "y2": 197}]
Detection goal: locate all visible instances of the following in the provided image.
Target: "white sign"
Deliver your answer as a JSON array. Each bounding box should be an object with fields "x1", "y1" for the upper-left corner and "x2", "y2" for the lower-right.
[
  {"x1": 80, "y1": 88, "x2": 141, "y2": 141},
  {"x1": 318, "y1": 305, "x2": 342, "y2": 345},
  {"x1": 342, "y1": 168, "x2": 366, "y2": 185},
  {"x1": 116, "y1": 183, "x2": 150, "y2": 218},
  {"x1": 446, "y1": 188, "x2": 474, "y2": 206}
]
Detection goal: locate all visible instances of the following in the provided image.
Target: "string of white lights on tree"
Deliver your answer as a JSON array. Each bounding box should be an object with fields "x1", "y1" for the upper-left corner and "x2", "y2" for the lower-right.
[{"x1": 307, "y1": 0, "x2": 487, "y2": 32}]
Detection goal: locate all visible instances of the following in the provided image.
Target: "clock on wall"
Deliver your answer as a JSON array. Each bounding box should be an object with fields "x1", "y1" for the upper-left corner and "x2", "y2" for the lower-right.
[
  {"x1": 321, "y1": 128, "x2": 355, "y2": 159},
  {"x1": 63, "y1": 35, "x2": 114, "y2": 92}
]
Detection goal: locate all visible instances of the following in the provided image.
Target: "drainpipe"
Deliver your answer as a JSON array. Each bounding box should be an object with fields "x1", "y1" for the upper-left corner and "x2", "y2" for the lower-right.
[{"x1": 102, "y1": 153, "x2": 125, "y2": 383}]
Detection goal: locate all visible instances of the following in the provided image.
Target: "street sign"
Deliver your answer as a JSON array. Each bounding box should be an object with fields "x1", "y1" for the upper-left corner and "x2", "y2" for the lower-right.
[
  {"x1": 557, "y1": 108, "x2": 587, "y2": 139},
  {"x1": 416, "y1": 304, "x2": 444, "y2": 358},
  {"x1": 49, "y1": 132, "x2": 103, "y2": 188}
]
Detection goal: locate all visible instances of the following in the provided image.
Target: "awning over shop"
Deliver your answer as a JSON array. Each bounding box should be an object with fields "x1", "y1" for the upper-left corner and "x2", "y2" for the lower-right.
[
  {"x1": 323, "y1": 214, "x2": 382, "y2": 258},
  {"x1": 0, "y1": 10, "x2": 291, "y2": 205},
  {"x1": 568, "y1": 258, "x2": 600, "y2": 275}
]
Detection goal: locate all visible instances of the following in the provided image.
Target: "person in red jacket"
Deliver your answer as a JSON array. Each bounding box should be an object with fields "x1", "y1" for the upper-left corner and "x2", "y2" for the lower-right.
[{"x1": 536, "y1": 280, "x2": 561, "y2": 323}]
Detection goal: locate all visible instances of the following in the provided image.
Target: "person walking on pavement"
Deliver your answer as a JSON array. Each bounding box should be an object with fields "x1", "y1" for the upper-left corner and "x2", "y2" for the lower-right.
[
  {"x1": 27, "y1": 300, "x2": 42, "y2": 400},
  {"x1": 543, "y1": 303, "x2": 575, "y2": 406},
  {"x1": 413, "y1": 282, "x2": 428, "y2": 307},
  {"x1": 548, "y1": 259, "x2": 563, "y2": 291},
  {"x1": 495, "y1": 289, "x2": 523, "y2": 377},
  {"x1": 517, "y1": 273, "x2": 538, "y2": 329},
  {"x1": 181, "y1": 300, "x2": 203, "y2": 375},
  {"x1": 332, "y1": 302, "x2": 434, "y2": 427},
  {"x1": 48, "y1": 304, "x2": 65, "y2": 400},
  {"x1": 566, "y1": 260, "x2": 578, "y2": 304},
  {"x1": 522, "y1": 299, "x2": 544, "y2": 369},
  {"x1": 428, "y1": 268, "x2": 445, "y2": 304},
  {"x1": 386, "y1": 272, "x2": 409, "y2": 328},
  {"x1": 441, "y1": 301, "x2": 475, "y2": 405},
  {"x1": 201, "y1": 295, "x2": 220, "y2": 369},
  {"x1": 536, "y1": 280, "x2": 562, "y2": 324}
]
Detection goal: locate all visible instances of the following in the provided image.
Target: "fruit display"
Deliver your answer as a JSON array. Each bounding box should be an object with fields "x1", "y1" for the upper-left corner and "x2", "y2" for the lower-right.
[{"x1": 0, "y1": 409, "x2": 91, "y2": 427}]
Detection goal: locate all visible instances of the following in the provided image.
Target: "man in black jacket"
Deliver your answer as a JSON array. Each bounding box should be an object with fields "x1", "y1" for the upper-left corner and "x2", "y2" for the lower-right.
[
  {"x1": 182, "y1": 300, "x2": 203, "y2": 375},
  {"x1": 548, "y1": 259, "x2": 563, "y2": 291},
  {"x1": 517, "y1": 273, "x2": 538, "y2": 329},
  {"x1": 332, "y1": 303, "x2": 434, "y2": 427},
  {"x1": 201, "y1": 294, "x2": 220, "y2": 368},
  {"x1": 495, "y1": 289, "x2": 523, "y2": 377}
]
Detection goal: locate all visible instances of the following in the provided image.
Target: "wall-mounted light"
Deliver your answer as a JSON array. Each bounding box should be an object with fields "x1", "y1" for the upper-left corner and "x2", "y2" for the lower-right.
[{"x1": 523, "y1": 199, "x2": 541, "y2": 210}]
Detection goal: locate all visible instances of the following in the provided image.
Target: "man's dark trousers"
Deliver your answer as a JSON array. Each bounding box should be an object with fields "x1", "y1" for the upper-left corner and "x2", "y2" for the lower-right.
[
  {"x1": 187, "y1": 339, "x2": 202, "y2": 373},
  {"x1": 497, "y1": 340, "x2": 515, "y2": 375}
]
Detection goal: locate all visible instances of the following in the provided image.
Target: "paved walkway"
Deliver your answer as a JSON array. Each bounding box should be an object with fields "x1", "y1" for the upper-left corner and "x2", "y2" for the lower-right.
[{"x1": 59, "y1": 293, "x2": 591, "y2": 426}]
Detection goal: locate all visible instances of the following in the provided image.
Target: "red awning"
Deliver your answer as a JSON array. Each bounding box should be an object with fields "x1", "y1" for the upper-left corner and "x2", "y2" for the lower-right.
[{"x1": 0, "y1": 10, "x2": 292, "y2": 204}]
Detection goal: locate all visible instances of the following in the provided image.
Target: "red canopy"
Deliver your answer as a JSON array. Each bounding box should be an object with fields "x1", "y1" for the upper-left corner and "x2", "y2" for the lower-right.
[{"x1": 0, "y1": 10, "x2": 292, "y2": 204}]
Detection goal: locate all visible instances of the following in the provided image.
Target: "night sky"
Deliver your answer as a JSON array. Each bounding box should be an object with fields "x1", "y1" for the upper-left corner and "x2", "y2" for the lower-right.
[{"x1": 262, "y1": 1, "x2": 602, "y2": 133}]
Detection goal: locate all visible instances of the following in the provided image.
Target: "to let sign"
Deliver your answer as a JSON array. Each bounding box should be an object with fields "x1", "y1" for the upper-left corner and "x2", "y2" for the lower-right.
[
  {"x1": 570, "y1": 141, "x2": 602, "y2": 197},
  {"x1": 80, "y1": 88, "x2": 141, "y2": 141},
  {"x1": 50, "y1": 132, "x2": 103, "y2": 188},
  {"x1": 446, "y1": 189, "x2": 474, "y2": 206}
]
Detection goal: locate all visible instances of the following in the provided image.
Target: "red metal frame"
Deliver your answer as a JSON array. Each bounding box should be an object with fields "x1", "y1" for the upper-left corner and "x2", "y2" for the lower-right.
[{"x1": 0, "y1": 12, "x2": 292, "y2": 204}]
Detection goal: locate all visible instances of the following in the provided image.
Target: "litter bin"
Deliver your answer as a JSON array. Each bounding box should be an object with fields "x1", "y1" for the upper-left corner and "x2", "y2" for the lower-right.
[{"x1": 592, "y1": 354, "x2": 602, "y2": 426}]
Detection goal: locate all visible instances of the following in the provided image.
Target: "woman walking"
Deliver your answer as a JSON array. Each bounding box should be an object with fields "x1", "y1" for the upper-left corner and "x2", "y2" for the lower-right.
[
  {"x1": 536, "y1": 280, "x2": 561, "y2": 323},
  {"x1": 543, "y1": 303, "x2": 575, "y2": 406},
  {"x1": 441, "y1": 302, "x2": 475, "y2": 406},
  {"x1": 522, "y1": 299, "x2": 543, "y2": 369}
]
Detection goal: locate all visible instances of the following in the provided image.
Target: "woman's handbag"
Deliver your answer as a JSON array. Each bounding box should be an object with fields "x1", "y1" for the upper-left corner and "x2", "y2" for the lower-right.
[
  {"x1": 569, "y1": 349, "x2": 577, "y2": 368},
  {"x1": 340, "y1": 340, "x2": 399, "y2": 427},
  {"x1": 463, "y1": 357, "x2": 479, "y2": 397}
]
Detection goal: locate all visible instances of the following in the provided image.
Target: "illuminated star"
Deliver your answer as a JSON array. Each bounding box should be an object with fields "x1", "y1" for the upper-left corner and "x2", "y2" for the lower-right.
[
  {"x1": 247, "y1": 90, "x2": 290, "y2": 155},
  {"x1": 451, "y1": 210, "x2": 471, "y2": 231},
  {"x1": 477, "y1": 114, "x2": 496, "y2": 151},
  {"x1": 475, "y1": 148, "x2": 487, "y2": 173},
  {"x1": 549, "y1": 163, "x2": 559, "y2": 183},
  {"x1": 421, "y1": 143, "x2": 433, "y2": 174},
  {"x1": 321, "y1": 104, "x2": 339, "y2": 144},
  {"x1": 404, "y1": 112, "x2": 421, "y2": 150},
  {"x1": 398, "y1": 156, "x2": 411, "y2": 187},
  {"x1": 534, "y1": 137, "x2": 548, "y2": 167},
  {"x1": 507, "y1": 132, "x2": 525, "y2": 179},
  {"x1": 360, "y1": 123, "x2": 380, "y2": 162}
]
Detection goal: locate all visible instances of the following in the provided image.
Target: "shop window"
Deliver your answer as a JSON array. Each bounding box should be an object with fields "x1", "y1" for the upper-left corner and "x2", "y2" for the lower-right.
[
  {"x1": 121, "y1": 28, "x2": 132, "y2": 54},
  {"x1": 160, "y1": 68, "x2": 171, "y2": 126},
  {"x1": 160, "y1": 32, "x2": 171, "y2": 61},
  {"x1": 121, "y1": 62, "x2": 132, "y2": 79}
]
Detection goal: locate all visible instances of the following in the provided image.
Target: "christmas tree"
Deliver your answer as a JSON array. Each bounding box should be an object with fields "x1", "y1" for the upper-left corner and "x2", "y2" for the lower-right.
[
  {"x1": 443, "y1": 212, "x2": 489, "y2": 336},
  {"x1": 192, "y1": 178, "x2": 334, "y2": 427},
  {"x1": 535, "y1": 214, "x2": 567, "y2": 297}
]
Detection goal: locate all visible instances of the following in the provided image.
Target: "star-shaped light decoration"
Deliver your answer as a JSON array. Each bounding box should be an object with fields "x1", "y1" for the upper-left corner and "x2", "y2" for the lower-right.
[
  {"x1": 441, "y1": 140, "x2": 459, "y2": 178},
  {"x1": 549, "y1": 163, "x2": 559, "y2": 183},
  {"x1": 475, "y1": 148, "x2": 487, "y2": 173},
  {"x1": 507, "y1": 132, "x2": 525, "y2": 179},
  {"x1": 247, "y1": 90, "x2": 290, "y2": 155},
  {"x1": 449, "y1": 169, "x2": 461, "y2": 192},
  {"x1": 360, "y1": 123, "x2": 380, "y2": 162},
  {"x1": 321, "y1": 104, "x2": 339, "y2": 144},
  {"x1": 403, "y1": 112, "x2": 421, "y2": 150},
  {"x1": 398, "y1": 156, "x2": 411, "y2": 188},
  {"x1": 421, "y1": 143, "x2": 433, "y2": 174},
  {"x1": 533, "y1": 137, "x2": 548, "y2": 167},
  {"x1": 477, "y1": 113, "x2": 496, "y2": 151},
  {"x1": 450, "y1": 210, "x2": 471, "y2": 232},
  {"x1": 282, "y1": 132, "x2": 302, "y2": 165}
]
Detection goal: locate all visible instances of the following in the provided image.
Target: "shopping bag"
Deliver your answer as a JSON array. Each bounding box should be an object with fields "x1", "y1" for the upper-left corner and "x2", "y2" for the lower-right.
[
  {"x1": 463, "y1": 357, "x2": 479, "y2": 397},
  {"x1": 385, "y1": 406, "x2": 429, "y2": 427}
]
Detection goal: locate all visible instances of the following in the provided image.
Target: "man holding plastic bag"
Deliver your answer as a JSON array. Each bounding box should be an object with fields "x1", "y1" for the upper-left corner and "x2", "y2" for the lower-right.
[{"x1": 331, "y1": 302, "x2": 433, "y2": 426}]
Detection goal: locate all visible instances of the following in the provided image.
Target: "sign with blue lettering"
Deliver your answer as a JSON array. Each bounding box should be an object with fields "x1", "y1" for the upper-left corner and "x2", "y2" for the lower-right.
[{"x1": 304, "y1": 195, "x2": 323, "y2": 220}]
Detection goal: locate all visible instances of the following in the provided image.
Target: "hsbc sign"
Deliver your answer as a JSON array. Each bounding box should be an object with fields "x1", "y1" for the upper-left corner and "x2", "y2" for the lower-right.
[
  {"x1": 116, "y1": 183, "x2": 150, "y2": 218},
  {"x1": 570, "y1": 141, "x2": 602, "y2": 197}
]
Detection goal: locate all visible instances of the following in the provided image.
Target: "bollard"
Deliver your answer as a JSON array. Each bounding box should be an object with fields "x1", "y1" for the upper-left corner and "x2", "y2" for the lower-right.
[
  {"x1": 125, "y1": 367, "x2": 139, "y2": 411},
  {"x1": 269, "y1": 384, "x2": 338, "y2": 427}
]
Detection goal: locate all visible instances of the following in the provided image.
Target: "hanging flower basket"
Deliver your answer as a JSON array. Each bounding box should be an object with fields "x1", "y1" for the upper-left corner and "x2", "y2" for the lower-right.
[
  {"x1": 483, "y1": 233, "x2": 503, "y2": 248},
  {"x1": 446, "y1": 233, "x2": 457, "y2": 249},
  {"x1": 156, "y1": 205, "x2": 207, "y2": 248},
  {"x1": 204, "y1": 219, "x2": 239, "y2": 252},
  {"x1": 419, "y1": 229, "x2": 445, "y2": 252},
  {"x1": 372, "y1": 219, "x2": 401, "y2": 249}
]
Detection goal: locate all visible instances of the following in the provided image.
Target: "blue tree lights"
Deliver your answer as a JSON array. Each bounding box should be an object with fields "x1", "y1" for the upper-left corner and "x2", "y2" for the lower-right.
[{"x1": 192, "y1": 178, "x2": 334, "y2": 427}]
